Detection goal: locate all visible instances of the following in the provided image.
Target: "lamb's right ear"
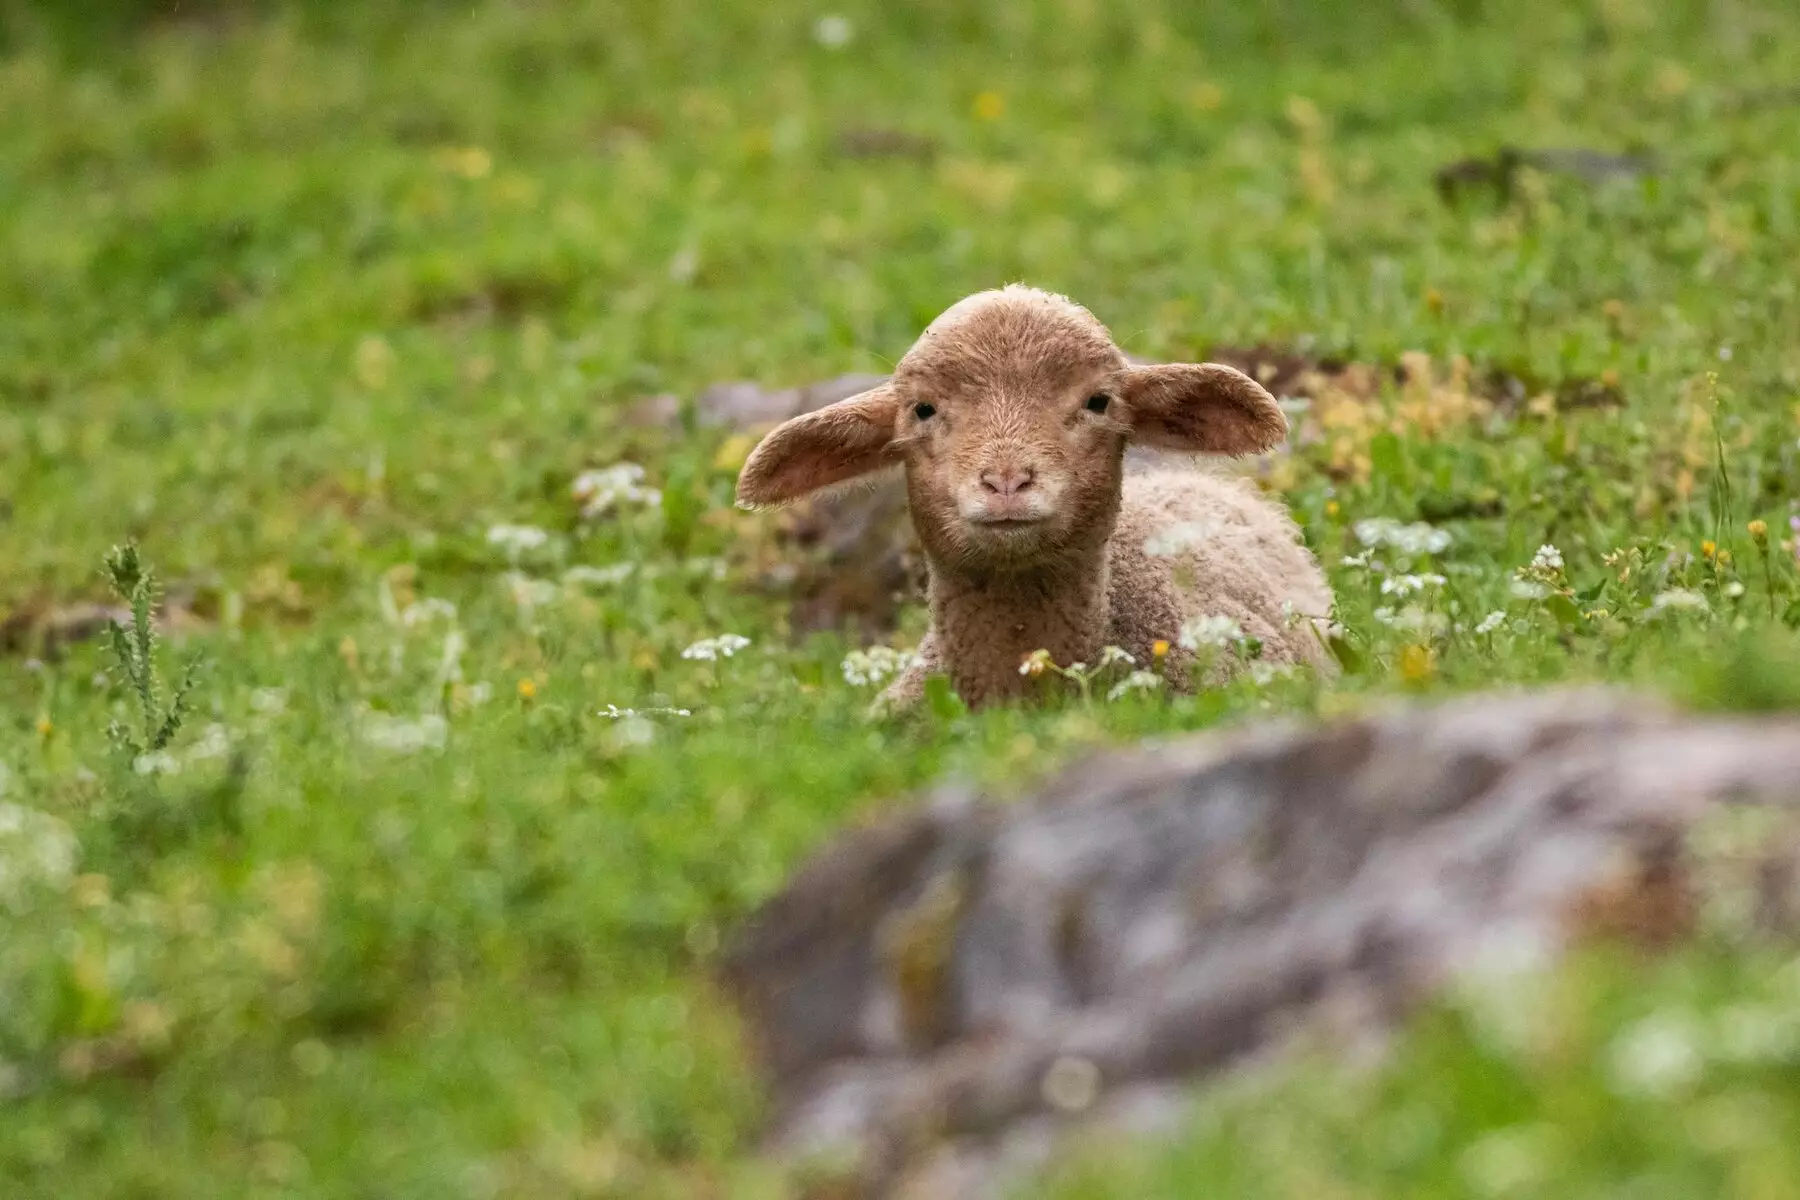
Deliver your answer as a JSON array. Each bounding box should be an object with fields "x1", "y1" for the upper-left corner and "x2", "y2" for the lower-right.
[
  {"x1": 1112, "y1": 362, "x2": 1287, "y2": 456},
  {"x1": 735, "y1": 383, "x2": 902, "y2": 507}
]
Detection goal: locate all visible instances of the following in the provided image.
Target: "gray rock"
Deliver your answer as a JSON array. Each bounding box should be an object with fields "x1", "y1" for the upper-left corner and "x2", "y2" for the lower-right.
[{"x1": 721, "y1": 688, "x2": 1800, "y2": 1197}]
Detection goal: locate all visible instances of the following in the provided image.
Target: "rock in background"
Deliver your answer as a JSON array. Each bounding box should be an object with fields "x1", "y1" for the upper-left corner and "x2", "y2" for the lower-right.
[{"x1": 721, "y1": 688, "x2": 1800, "y2": 1198}]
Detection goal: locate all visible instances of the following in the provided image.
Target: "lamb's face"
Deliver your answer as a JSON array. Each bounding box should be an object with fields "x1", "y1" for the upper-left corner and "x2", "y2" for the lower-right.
[
  {"x1": 889, "y1": 290, "x2": 1132, "y2": 570},
  {"x1": 735, "y1": 285, "x2": 1291, "y2": 573}
]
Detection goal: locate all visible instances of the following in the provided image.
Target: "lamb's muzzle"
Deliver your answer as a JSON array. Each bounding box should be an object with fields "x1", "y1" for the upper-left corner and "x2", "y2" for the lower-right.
[{"x1": 736, "y1": 284, "x2": 1337, "y2": 711}]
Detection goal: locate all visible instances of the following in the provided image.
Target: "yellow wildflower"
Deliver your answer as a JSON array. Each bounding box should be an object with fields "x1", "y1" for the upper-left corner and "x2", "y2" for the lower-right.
[
  {"x1": 1398, "y1": 644, "x2": 1436, "y2": 685},
  {"x1": 1748, "y1": 519, "x2": 1768, "y2": 540},
  {"x1": 1151, "y1": 639, "x2": 1171, "y2": 659},
  {"x1": 972, "y1": 91, "x2": 1005, "y2": 121},
  {"x1": 517, "y1": 678, "x2": 538, "y2": 701}
]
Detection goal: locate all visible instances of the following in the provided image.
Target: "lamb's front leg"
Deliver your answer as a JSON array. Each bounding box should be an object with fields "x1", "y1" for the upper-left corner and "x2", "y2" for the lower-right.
[{"x1": 869, "y1": 629, "x2": 941, "y2": 717}]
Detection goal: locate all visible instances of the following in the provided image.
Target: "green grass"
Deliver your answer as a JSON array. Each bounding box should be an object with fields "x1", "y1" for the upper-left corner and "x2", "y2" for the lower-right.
[{"x1": 3, "y1": 0, "x2": 1800, "y2": 1194}]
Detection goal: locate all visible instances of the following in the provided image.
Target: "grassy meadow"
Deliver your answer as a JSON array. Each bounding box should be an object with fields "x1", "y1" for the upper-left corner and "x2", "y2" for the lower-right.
[{"x1": 4, "y1": 0, "x2": 1800, "y2": 1194}]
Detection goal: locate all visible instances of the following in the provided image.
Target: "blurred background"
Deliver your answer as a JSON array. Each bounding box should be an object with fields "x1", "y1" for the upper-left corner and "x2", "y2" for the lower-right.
[{"x1": 4, "y1": 0, "x2": 1800, "y2": 1196}]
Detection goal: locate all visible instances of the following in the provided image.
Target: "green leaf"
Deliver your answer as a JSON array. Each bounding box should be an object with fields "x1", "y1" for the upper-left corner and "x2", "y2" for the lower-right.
[
  {"x1": 1328, "y1": 632, "x2": 1365, "y2": 674},
  {"x1": 923, "y1": 673, "x2": 966, "y2": 720},
  {"x1": 1547, "y1": 594, "x2": 1583, "y2": 627},
  {"x1": 1370, "y1": 432, "x2": 1406, "y2": 482}
]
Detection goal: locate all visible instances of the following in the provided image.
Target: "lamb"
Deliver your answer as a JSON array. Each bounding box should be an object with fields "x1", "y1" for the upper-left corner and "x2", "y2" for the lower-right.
[{"x1": 735, "y1": 284, "x2": 1336, "y2": 711}]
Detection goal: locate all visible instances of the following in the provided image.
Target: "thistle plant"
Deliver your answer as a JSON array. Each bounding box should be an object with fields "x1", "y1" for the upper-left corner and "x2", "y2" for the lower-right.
[{"x1": 101, "y1": 542, "x2": 201, "y2": 760}]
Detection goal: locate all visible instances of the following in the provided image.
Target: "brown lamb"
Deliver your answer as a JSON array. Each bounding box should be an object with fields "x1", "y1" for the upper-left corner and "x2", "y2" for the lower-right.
[{"x1": 736, "y1": 285, "x2": 1336, "y2": 711}]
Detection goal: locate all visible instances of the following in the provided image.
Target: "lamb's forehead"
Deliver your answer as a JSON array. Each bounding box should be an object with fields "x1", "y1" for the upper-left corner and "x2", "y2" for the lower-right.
[{"x1": 894, "y1": 286, "x2": 1126, "y2": 394}]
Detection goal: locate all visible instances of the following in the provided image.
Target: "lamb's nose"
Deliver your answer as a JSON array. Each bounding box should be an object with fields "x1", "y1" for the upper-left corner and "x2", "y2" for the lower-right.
[{"x1": 980, "y1": 467, "x2": 1035, "y2": 496}]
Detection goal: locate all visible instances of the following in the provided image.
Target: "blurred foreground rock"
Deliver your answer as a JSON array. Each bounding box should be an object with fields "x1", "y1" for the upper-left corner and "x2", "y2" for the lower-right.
[{"x1": 721, "y1": 689, "x2": 1800, "y2": 1198}]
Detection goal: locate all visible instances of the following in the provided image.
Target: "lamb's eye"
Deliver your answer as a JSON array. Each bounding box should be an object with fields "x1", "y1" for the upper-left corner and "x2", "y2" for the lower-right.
[
  {"x1": 1085, "y1": 393, "x2": 1111, "y2": 414},
  {"x1": 914, "y1": 402, "x2": 937, "y2": 421}
]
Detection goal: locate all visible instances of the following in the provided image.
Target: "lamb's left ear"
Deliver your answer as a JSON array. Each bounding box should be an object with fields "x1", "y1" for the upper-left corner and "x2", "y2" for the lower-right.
[
  {"x1": 1111, "y1": 363, "x2": 1287, "y2": 456},
  {"x1": 735, "y1": 382, "x2": 902, "y2": 508}
]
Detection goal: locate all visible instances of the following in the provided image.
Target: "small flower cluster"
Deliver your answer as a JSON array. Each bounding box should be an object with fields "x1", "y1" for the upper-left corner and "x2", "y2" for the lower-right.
[
  {"x1": 1604, "y1": 998, "x2": 1800, "y2": 1099},
  {"x1": 1379, "y1": 572, "x2": 1447, "y2": 597},
  {"x1": 681, "y1": 634, "x2": 751, "y2": 661},
  {"x1": 486, "y1": 523, "x2": 552, "y2": 559},
  {"x1": 501, "y1": 571, "x2": 559, "y2": 611},
  {"x1": 1354, "y1": 518, "x2": 1452, "y2": 556},
  {"x1": 0, "y1": 799, "x2": 78, "y2": 912},
  {"x1": 1017, "y1": 646, "x2": 1164, "y2": 703},
  {"x1": 1177, "y1": 614, "x2": 1245, "y2": 652},
  {"x1": 356, "y1": 708, "x2": 448, "y2": 754},
  {"x1": 599, "y1": 704, "x2": 692, "y2": 718},
  {"x1": 562, "y1": 563, "x2": 637, "y2": 589},
  {"x1": 841, "y1": 646, "x2": 918, "y2": 687},
  {"x1": 1512, "y1": 542, "x2": 1567, "y2": 600},
  {"x1": 1373, "y1": 605, "x2": 1449, "y2": 636},
  {"x1": 572, "y1": 463, "x2": 661, "y2": 520},
  {"x1": 399, "y1": 597, "x2": 458, "y2": 628},
  {"x1": 1649, "y1": 588, "x2": 1709, "y2": 614},
  {"x1": 132, "y1": 722, "x2": 233, "y2": 776}
]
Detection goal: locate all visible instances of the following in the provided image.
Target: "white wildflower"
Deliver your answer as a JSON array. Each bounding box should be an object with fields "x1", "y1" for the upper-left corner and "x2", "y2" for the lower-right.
[
  {"x1": 1143, "y1": 519, "x2": 1221, "y2": 557},
  {"x1": 1249, "y1": 662, "x2": 1296, "y2": 686},
  {"x1": 1380, "y1": 572, "x2": 1448, "y2": 597},
  {"x1": 563, "y1": 563, "x2": 637, "y2": 588},
  {"x1": 1724, "y1": 580, "x2": 1746, "y2": 599},
  {"x1": 1650, "y1": 588, "x2": 1709, "y2": 613},
  {"x1": 1354, "y1": 518, "x2": 1451, "y2": 556},
  {"x1": 1475, "y1": 611, "x2": 1507, "y2": 635},
  {"x1": 1461, "y1": 1126, "x2": 1551, "y2": 1196},
  {"x1": 682, "y1": 557, "x2": 729, "y2": 581},
  {"x1": 501, "y1": 571, "x2": 559, "y2": 610},
  {"x1": 1509, "y1": 579, "x2": 1552, "y2": 600},
  {"x1": 681, "y1": 634, "x2": 751, "y2": 661},
  {"x1": 358, "y1": 709, "x2": 448, "y2": 754},
  {"x1": 250, "y1": 687, "x2": 289, "y2": 715},
  {"x1": 486, "y1": 523, "x2": 551, "y2": 558},
  {"x1": 465, "y1": 682, "x2": 494, "y2": 706},
  {"x1": 436, "y1": 628, "x2": 467, "y2": 685},
  {"x1": 1178, "y1": 614, "x2": 1244, "y2": 652},
  {"x1": 613, "y1": 714, "x2": 658, "y2": 747},
  {"x1": 1097, "y1": 645, "x2": 1136, "y2": 668},
  {"x1": 186, "y1": 724, "x2": 232, "y2": 762},
  {"x1": 599, "y1": 704, "x2": 692, "y2": 718},
  {"x1": 1531, "y1": 544, "x2": 1564, "y2": 572},
  {"x1": 1107, "y1": 670, "x2": 1164, "y2": 701},
  {"x1": 1374, "y1": 605, "x2": 1449, "y2": 635},
  {"x1": 0, "y1": 801, "x2": 77, "y2": 909},
  {"x1": 133, "y1": 751, "x2": 181, "y2": 776},
  {"x1": 841, "y1": 646, "x2": 918, "y2": 687},
  {"x1": 812, "y1": 13, "x2": 854, "y2": 47},
  {"x1": 400, "y1": 597, "x2": 459, "y2": 627},
  {"x1": 1607, "y1": 1013, "x2": 1705, "y2": 1098},
  {"x1": 1340, "y1": 549, "x2": 1382, "y2": 571},
  {"x1": 572, "y1": 463, "x2": 660, "y2": 519},
  {"x1": 1713, "y1": 1004, "x2": 1800, "y2": 1065}
]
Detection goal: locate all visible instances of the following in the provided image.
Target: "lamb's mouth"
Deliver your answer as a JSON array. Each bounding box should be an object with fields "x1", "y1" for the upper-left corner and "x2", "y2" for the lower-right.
[{"x1": 967, "y1": 514, "x2": 1049, "y2": 529}]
